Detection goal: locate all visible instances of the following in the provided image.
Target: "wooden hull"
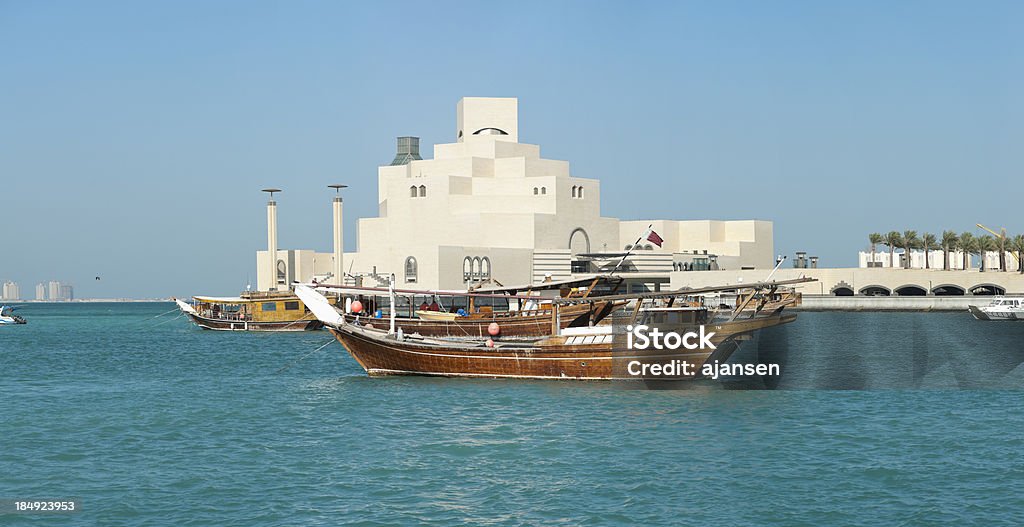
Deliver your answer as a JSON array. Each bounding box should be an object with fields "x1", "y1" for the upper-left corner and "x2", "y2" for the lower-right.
[
  {"x1": 329, "y1": 313, "x2": 796, "y2": 380},
  {"x1": 184, "y1": 312, "x2": 323, "y2": 332},
  {"x1": 342, "y1": 302, "x2": 613, "y2": 338}
]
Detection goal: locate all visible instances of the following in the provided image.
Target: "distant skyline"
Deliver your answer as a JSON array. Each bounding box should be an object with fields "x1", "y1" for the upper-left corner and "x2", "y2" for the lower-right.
[{"x1": 2, "y1": 1, "x2": 1022, "y2": 298}]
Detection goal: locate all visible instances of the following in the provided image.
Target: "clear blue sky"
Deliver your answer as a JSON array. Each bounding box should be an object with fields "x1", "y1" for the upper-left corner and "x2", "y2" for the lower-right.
[{"x1": 2, "y1": 1, "x2": 1022, "y2": 298}]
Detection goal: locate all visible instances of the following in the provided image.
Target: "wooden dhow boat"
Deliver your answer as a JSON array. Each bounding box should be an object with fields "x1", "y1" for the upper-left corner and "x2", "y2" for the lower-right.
[
  {"x1": 294, "y1": 278, "x2": 812, "y2": 380},
  {"x1": 308, "y1": 276, "x2": 628, "y2": 339},
  {"x1": 174, "y1": 291, "x2": 325, "y2": 332}
]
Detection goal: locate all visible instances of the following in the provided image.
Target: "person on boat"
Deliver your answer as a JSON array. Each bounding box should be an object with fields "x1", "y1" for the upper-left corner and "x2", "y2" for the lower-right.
[
  {"x1": 419, "y1": 301, "x2": 430, "y2": 311},
  {"x1": 428, "y1": 297, "x2": 441, "y2": 311}
]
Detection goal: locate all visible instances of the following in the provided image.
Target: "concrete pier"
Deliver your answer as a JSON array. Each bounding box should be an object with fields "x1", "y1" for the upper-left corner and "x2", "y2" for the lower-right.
[{"x1": 793, "y1": 295, "x2": 979, "y2": 312}]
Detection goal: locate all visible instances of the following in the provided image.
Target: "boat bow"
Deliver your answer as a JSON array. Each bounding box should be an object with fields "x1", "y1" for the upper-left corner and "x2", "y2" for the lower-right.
[{"x1": 294, "y1": 285, "x2": 345, "y2": 327}]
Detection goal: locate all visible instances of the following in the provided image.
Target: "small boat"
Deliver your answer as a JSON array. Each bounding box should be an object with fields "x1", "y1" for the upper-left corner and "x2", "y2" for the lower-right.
[
  {"x1": 0, "y1": 305, "x2": 26, "y2": 325},
  {"x1": 969, "y1": 296, "x2": 1024, "y2": 321},
  {"x1": 294, "y1": 278, "x2": 810, "y2": 380},
  {"x1": 174, "y1": 291, "x2": 325, "y2": 331}
]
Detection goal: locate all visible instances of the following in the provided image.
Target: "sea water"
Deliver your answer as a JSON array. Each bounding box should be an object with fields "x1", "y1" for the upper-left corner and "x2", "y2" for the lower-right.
[{"x1": 2, "y1": 303, "x2": 1023, "y2": 525}]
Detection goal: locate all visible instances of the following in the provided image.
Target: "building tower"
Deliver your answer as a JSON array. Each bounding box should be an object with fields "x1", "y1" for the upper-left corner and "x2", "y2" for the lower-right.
[
  {"x1": 262, "y1": 188, "x2": 281, "y2": 291},
  {"x1": 329, "y1": 184, "x2": 347, "y2": 285}
]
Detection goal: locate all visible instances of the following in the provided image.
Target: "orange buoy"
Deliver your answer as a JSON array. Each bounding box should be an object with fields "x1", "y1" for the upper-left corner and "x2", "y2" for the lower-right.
[
  {"x1": 351, "y1": 300, "x2": 363, "y2": 313},
  {"x1": 487, "y1": 322, "x2": 500, "y2": 336}
]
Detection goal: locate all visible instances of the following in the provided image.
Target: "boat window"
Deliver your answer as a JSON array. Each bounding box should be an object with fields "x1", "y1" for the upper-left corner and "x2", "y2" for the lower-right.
[
  {"x1": 262, "y1": 302, "x2": 277, "y2": 311},
  {"x1": 284, "y1": 301, "x2": 300, "y2": 311}
]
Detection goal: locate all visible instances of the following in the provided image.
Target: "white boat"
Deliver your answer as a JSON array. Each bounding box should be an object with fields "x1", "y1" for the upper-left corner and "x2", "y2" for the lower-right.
[
  {"x1": 0, "y1": 305, "x2": 27, "y2": 325},
  {"x1": 968, "y1": 296, "x2": 1024, "y2": 321}
]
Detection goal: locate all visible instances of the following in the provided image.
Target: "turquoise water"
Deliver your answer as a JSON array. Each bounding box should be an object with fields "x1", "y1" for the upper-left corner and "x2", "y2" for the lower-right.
[{"x1": 2, "y1": 303, "x2": 1024, "y2": 525}]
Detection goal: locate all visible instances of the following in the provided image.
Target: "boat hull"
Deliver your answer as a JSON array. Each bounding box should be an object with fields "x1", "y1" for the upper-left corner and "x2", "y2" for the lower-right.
[
  {"x1": 329, "y1": 313, "x2": 796, "y2": 380},
  {"x1": 183, "y1": 312, "x2": 323, "y2": 332},
  {"x1": 969, "y1": 306, "x2": 1021, "y2": 321}
]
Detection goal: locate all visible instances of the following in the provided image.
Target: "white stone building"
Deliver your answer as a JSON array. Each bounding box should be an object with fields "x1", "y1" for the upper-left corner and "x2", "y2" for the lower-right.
[
  {"x1": 859, "y1": 250, "x2": 1001, "y2": 270},
  {"x1": 257, "y1": 97, "x2": 773, "y2": 292}
]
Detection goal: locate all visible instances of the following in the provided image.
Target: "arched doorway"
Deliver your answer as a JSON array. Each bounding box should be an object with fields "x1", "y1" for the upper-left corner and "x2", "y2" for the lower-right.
[
  {"x1": 970, "y1": 284, "x2": 1006, "y2": 296},
  {"x1": 932, "y1": 284, "x2": 966, "y2": 296},
  {"x1": 859, "y1": 285, "x2": 891, "y2": 296},
  {"x1": 895, "y1": 285, "x2": 928, "y2": 296}
]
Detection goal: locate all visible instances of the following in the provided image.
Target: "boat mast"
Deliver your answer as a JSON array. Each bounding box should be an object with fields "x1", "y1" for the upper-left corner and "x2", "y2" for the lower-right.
[{"x1": 388, "y1": 273, "x2": 397, "y2": 335}]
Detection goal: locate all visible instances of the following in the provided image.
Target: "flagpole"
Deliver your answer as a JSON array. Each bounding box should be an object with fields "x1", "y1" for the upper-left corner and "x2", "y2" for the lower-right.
[{"x1": 609, "y1": 224, "x2": 652, "y2": 276}]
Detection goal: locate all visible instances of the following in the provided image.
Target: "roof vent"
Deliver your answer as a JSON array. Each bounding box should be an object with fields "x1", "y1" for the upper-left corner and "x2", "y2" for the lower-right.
[{"x1": 390, "y1": 136, "x2": 422, "y2": 166}]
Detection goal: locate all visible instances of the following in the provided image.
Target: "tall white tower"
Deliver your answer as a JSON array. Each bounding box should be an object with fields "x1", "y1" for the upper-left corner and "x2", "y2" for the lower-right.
[
  {"x1": 262, "y1": 188, "x2": 281, "y2": 291},
  {"x1": 328, "y1": 184, "x2": 347, "y2": 285}
]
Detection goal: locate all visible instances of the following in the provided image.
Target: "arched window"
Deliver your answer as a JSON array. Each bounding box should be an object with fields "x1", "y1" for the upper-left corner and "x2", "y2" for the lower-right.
[
  {"x1": 569, "y1": 228, "x2": 591, "y2": 254},
  {"x1": 571, "y1": 185, "x2": 577, "y2": 198},
  {"x1": 404, "y1": 257, "x2": 418, "y2": 283},
  {"x1": 533, "y1": 187, "x2": 538, "y2": 195},
  {"x1": 418, "y1": 185, "x2": 426, "y2": 197},
  {"x1": 578, "y1": 186, "x2": 584, "y2": 199},
  {"x1": 410, "y1": 186, "x2": 417, "y2": 197},
  {"x1": 463, "y1": 257, "x2": 472, "y2": 281},
  {"x1": 473, "y1": 128, "x2": 509, "y2": 136},
  {"x1": 276, "y1": 260, "x2": 286, "y2": 283},
  {"x1": 644, "y1": 244, "x2": 653, "y2": 250},
  {"x1": 472, "y1": 257, "x2": 482, "y2": 279},
  {"x1": 624, "y1": 244, "x2": 633, "y2": 250},
  {"x1": 481, "y1": 257, "x2": 491, "y2": 279},
  {"x1": 541, "y1": 187, "x2": 546, "y2": 195}
]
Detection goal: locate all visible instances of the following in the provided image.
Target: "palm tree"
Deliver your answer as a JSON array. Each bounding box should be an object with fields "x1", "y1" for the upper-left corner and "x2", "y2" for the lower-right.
[
  {"x1": 978, "y1": 235, "x2": 997, "y2": 272},
  {"x1": 902, "y1": 230, "x2": 920, "y2": 269},
  {"x1": 922, "y1": 233, "x2": 936, "y2": 269},
  {"x1": 884, "y1": 231, "x2": 903, "y2": 268},
  {"x1": 941, "y1": 231, "x2": 959, "y2": 271},
  {"x1": 1013, "y1": 234, "x2": 1024, "y2": 274},
  {"x1": 959, "y1": 232, "x2": 976, "y2": 270},
  {"x1": 998, "y1": 231, "x2": 1007, "y2": 272},
  {"x1": 868, "y1": 233, "x2": 883, "y2": 268}
]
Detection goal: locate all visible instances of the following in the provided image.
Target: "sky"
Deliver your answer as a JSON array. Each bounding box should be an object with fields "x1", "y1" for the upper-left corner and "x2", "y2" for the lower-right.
[{"x1": 2, "y1": 1, "x2": 1022, "y2": 298}]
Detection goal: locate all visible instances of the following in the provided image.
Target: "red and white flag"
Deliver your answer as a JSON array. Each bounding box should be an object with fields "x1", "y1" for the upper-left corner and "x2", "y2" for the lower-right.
[{"x1": 645, "y1": 229, "x2": 664, "y2": 247}]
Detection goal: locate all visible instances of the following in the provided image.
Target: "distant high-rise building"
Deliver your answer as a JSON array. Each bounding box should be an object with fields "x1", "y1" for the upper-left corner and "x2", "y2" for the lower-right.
[
  {"x1": 44, "y1": 281, "x2": 74, "y2": 301},
  {"x1": 36, "y1": 283, "x2": 47, "y2": 301},
  {"x1": 1, "y1": 281, "x2": 20, "y2": 301},
  {"x1": 48, "y1": 281, "x2": 62, "y2": 301}
]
